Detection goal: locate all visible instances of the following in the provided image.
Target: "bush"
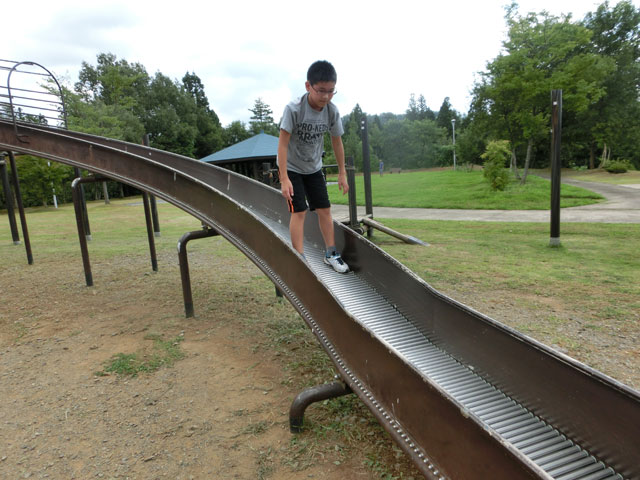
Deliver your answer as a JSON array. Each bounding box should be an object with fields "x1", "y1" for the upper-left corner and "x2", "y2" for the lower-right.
[
  {"x1": 605, "y1": 159, "x2": 632, "y2": 174},
  {"x1": 481, "y1": 140, "x2": 511, "y2": 191}
]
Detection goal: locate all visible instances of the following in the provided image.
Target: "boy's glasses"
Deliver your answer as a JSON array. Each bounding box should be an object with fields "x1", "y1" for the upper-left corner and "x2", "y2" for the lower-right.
[{"x1": 311, "y1": 85, "x2": 337, "y2": 97}]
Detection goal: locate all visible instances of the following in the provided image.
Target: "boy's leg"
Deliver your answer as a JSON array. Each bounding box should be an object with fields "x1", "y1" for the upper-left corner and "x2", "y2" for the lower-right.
[
  {"x1": 286, "y1": 171, "x2": 309, "y2": 255},
  {"x1": 289, "y1": 211, "x2": 307, "y2": 254},
  {"x1": 315, "y1": 207, "x2": 335, "y2": 249},
  {"x1": 316, "y1": 207, "x2": 349, "y2": 273}
]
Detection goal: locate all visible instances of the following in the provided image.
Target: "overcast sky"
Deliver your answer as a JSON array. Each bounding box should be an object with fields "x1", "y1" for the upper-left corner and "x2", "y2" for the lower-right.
[{"x1": 4, "y1": 0, "x2": 636, "y2": 126}]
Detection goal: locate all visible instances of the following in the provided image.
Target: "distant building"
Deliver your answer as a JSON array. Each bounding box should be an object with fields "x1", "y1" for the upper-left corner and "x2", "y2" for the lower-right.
[{"x1": 200, "y1": 131, "x2": 278, "y2": 182}]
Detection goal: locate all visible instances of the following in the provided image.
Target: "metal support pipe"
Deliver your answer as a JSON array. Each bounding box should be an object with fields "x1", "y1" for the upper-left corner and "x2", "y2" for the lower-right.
[
  {"x1": 142, "y1": 134, "x2": 161, "y2": 237},
  {"x1": 8, "y1": 151, "x2": 33, "y2": 263},
  {"x1": 550, "y1": 90, "x2": 562, "y2": 246},
  {"x1": 102, "y1": 181, "x2": 110, "y2": 205},
  {"x1": 345, "y1": 156, "x2": 360, "y2": 232},
  {"x1": 0, "y1": 156, "x2": 20, "y2": 244},
  {"x1": 289, "y1": 381, "x2": 353, "y2": 433},
  {"x1": 150, "y1": 195, "x2": 160, "y2": 237},
  {"x1": 71, "y1": 177, "x2": 93, "y2": 286},
  {"x1": 361, "y1": 217, "x2": 428, "y2": 246},
  {"x1": 141, "y1": 192, "x2": 158, "y2": 272},
  {"x1": 262, "y1": 162, "x2": 272, "y2": 186},
  {"x1": 177, "y1": 226, "x2": 219, "y2": 317},
  {"x1": 73, "y1": 167, "x2": 91, "y2": 240},
  {"x1": 360, "y1": 117, "x2": 373, "y2": 237}
]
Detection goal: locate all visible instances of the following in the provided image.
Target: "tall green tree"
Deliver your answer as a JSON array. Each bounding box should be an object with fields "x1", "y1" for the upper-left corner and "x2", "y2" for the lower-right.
[
  {"x1": 248, "y1": 98, "x2": 278, "y2": 136},
  {"x1": 75, "y1": 52, "x2": 149, "y2": 111},
  {"x1": 436, "y1": 97, "x2": 457, "y2": 137},
  {"x1": 581, "y1": 1, "x2": 640, "y2": 168},
  {"x1": 182, "y1": 72, "x2": 224, "y2": 157},
  {"x1": 8, "y1": 156, "x2": 72, "y2": 207},
  {"x1": 472, "y1": 4, "x2": 613, "y2": 182},
  {"x1": 223, "y1": 121, "x2": 251, "y2": 147},
  {"x1": 406, "y1": 94, "x2": 435, "y2": 121}
]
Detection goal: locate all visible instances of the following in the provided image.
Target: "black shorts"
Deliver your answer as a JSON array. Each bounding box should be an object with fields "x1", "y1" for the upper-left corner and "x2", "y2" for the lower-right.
[{"x1": 287, "y1": 170, "x2": 330, "y2": 213}]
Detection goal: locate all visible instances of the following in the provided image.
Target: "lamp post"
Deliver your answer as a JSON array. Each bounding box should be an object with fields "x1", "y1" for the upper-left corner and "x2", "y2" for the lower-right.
[{"x1": 451, "y1": 118, "x2": 457, "y2": 170}]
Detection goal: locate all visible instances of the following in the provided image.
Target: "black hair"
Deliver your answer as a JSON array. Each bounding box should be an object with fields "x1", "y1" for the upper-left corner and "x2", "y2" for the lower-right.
[{"x1": 307, "y1": 60, "x2": 337, "y2": 85}]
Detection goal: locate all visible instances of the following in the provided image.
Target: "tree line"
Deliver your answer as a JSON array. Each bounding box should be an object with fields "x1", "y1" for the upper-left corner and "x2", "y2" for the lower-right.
[{"x1": 1, "y1": 0, "x2": 638, "y2": 208}]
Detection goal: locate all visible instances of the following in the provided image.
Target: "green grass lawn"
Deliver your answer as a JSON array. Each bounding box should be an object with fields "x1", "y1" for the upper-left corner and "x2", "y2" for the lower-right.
[
  {"x1": 327, "y1": 169, "x2": 603, "y2": 209},
  {"x1": 370, "y1": 218, "x2": 640, "y2": 387},
  {"x1": 2, "y1": 200, "x2": 638, "y2": 388},
  {"x1": 561, "y1": 168, "x2": 640, "y2": 185}
]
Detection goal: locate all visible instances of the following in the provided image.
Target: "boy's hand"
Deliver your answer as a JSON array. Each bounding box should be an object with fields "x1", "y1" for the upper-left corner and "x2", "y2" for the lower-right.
[
  {"x1": 338, "y1": 172, "x2": 349, "y2": 195},
  {"x1": 281, "y1": 177, "x2": 294, "y2": 202}
]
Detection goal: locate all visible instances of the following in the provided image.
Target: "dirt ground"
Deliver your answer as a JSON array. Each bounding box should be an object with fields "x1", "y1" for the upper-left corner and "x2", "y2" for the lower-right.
[{"x1": 0, "y1": 237, "x2": 421, "y2": 480}]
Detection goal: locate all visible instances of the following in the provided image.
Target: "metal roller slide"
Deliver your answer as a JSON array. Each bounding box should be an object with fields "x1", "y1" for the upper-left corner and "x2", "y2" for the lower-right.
[{"x1": 1, "y1": 119, "x2": 639, "y2": 480}]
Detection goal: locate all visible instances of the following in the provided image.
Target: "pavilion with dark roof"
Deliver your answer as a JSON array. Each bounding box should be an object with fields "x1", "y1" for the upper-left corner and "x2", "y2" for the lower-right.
[{"x1": 200, "y1": 131, "x2": 278, "y2": 181}]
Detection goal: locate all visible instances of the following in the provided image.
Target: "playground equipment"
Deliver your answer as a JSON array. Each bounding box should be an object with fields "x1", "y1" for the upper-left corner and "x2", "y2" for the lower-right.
[
  {"x1": 2, "y1": 117, "x2": 639, "y2": 480},
  {"x1": 1, "y1": 60, "x2": 162, "y2": 271}
]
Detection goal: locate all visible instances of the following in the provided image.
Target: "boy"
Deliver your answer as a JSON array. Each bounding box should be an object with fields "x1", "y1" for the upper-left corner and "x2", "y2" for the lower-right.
[{"x1": 277, "y1": 60, "x2": 349, "y2": 273}]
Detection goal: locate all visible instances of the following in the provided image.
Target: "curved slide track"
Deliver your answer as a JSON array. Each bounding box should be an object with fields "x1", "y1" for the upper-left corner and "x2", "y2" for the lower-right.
[{"x1": 2, "y1": 119, "x2": 639, "y2": 480}]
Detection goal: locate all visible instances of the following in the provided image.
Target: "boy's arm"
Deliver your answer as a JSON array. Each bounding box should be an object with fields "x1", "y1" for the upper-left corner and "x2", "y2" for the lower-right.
[
  {"x1": 331, "y1": 135, "x2": 349, "y2": 195},
  {"x1": 278, "y1": 130, "x2": 294, "y2": 201}
]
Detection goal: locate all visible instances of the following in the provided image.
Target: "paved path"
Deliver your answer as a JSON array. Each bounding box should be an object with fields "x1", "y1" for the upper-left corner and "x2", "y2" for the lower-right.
[{"x1": 332, "y1": 179, "x2": 640, "y2": 223}]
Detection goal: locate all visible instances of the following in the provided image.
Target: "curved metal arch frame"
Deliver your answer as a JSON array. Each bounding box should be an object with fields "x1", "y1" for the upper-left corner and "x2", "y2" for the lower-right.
[{"x1": 6, "y1": 61, "x2": 68, "y2": 141}]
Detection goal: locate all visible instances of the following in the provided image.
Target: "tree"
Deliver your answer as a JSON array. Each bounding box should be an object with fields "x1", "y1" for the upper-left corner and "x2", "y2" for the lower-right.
[
  {"x1": 581, "y1": 1, "x2": 640, "y2": 168},
  {"x1": 472, "y1": 4, "x2": 612, "y2": 183},
  {"x1": 482, "y1": 140, "x2": 511, "y2": 191},
  {"x1": 182, "y1": 72, "x2": 224, "y2": 158},
  {"x1": 223, "y1": 121, "x2": 251, "y2": 147},
  {"x1": 8, "y1": 155, "x2": 72, "y2": 207},
  {"x1": 75, "y1": 52, "x2": 149, "y2": 111},
  {"x1": 417, "y1": 94, "x2": 436, "y2": 121},
  {"x1": 64, "y1": 86, "x2": 145, "y2": 143},
  {"x1": 436, "y1": 97, "x2": 457, "y2": 137},
  {"x1": 406, "y1": 94, "x2": 435, "y2": 121},
  {"x1": 408, "y1": 119, "x2": 447, "y2": 168},
  {"x1": 248, "y1": 98, "x2": 278, "y2": 136}
]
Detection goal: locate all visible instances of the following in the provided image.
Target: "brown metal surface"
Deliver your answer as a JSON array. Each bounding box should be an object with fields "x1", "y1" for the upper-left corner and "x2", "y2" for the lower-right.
[{"x1": 2, "y1": 119, "x2": 639, "y2": 479}]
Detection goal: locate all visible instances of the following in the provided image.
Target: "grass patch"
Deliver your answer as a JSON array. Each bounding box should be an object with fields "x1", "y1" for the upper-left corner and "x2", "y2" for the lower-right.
[
  {"x1": 368, "y1": 219, "x2": 640, "y2": 383},
  {"x1": 327, "y1": 169, "x2": 603, "y2": 209},
  {"x1": 561, "y1": 168, "x2": 640, "y2": 184},
  {"x1": 97, "y1": 334, "x2": 185, "y2": 376},
  {"x1": 3, "y1": 194, "x2": 637, "y2": 477},
  {"x1": 372, "y1": 219, "x2": 639, "y2": 302}
]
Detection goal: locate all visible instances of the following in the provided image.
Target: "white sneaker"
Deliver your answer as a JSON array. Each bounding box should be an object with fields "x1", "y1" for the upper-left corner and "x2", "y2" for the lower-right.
[{"x1": 324, "y1": 253, "x2": 349, "y2": 273}]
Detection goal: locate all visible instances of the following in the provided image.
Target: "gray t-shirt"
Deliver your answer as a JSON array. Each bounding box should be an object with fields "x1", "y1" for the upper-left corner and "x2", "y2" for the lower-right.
[{"x1": 279, "y1": 94, "x2": 344, "y2": 174}]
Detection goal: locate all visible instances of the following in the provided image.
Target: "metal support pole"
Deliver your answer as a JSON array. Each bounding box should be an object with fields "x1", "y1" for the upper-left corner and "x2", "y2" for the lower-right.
[
  {"x1": 360, "y1": 117, "x2": 373, "y2": 237},
  {"x1": 550, "y1": 90, "x2": 562, "y2": 247},
  {"x1": 346, "y1": 156, "x2": 360, "y2": 231},
  {"x1": 150, "y1": 195, "x2": 160, "y2": 237},
  {"x1": 361, "y1": 217, "x2": 428, "y2": 246},
  {"x1": 262, "y1": 162, "x2": 272, "y2": 186},
  {"x1": 71, "y1": 177, "x2": 93, "y2": 286},
  {"x1": 143, "y1": 135, "x2": 161, "y2": 237},
  {"x1": 74, "y1": 167, "x2": 91, "y2": 240},
  {"x1": 102, "y1": 181, "x2": 110, "y2": 205},
  {"x1": 289, "y1": 381, "x2": 353, "y2": 433},
  {"x1": 142, "y1": 192, "x2": 158, "y2": 272},
  {"x1": 178, "y1": 226, "x2": 219, "y2": 317},
  {"x1": 8, "y1": 152, "x2": 33, "y2": 263},
  {"x1": 0, "y1": 156, "x2": 20, "y2": 244},
  {"x1": 452, "y1": 118, "x2": 457, "y2": 171}
]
